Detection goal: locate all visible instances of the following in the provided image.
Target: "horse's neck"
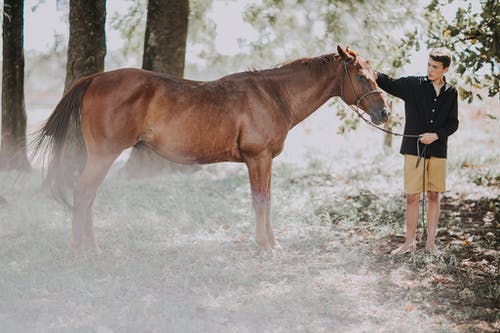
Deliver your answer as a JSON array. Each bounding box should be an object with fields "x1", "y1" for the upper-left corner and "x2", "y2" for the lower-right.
[{"x1": 277, "y1": 61, "x2": 341, "y2": 128}]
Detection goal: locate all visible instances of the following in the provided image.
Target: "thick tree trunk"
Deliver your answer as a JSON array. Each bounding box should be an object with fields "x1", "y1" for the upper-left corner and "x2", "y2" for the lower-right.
[
  {"x1": 64, "y1": 0, "x2": 106, "y2": 92},
  {"x1": 124, "y1": 0, "x2": 197, "y2": 177},
  {"x1": 0, "y1": 0, "x2": 30, "y2": 170},
  {"x1": 142, "y1": 0, "x2": 189, "y2": 77}
]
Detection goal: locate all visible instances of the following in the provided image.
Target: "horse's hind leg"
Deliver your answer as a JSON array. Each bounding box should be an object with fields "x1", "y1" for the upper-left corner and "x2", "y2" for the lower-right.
[{"x1": 72, "y1": 152, "x2": 118, "y2": 257}]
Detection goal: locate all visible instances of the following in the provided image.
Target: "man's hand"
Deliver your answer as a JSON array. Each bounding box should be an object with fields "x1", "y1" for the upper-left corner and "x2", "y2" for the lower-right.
[{"x1": 419, "y1": 133, "x2": 439, "y2": 145}]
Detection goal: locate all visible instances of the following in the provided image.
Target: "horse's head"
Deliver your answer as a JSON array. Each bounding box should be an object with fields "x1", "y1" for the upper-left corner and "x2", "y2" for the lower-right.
[{"x1": 337, "y1": 45, "x2": 389, "y2": 125}]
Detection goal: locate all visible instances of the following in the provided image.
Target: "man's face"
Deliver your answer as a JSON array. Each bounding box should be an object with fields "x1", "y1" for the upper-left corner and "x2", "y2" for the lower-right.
[{"x1": 427, "y1": 57, "x2": 448, "y2": 82}]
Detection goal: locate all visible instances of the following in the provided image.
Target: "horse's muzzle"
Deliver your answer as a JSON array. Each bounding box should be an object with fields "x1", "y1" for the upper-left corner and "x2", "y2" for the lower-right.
[{"x1": 370, "y1": 108, "x2": 389, "y2": 125}]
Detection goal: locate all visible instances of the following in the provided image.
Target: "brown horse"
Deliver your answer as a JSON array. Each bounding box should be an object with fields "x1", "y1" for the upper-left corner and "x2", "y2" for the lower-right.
[{"x1": 33, "y1": 46, "x2": 388, "y2": 257}]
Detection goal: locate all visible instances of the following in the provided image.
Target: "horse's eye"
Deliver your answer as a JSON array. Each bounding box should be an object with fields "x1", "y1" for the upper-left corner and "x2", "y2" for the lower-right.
[{"x1": 356, "y1": 75, "x2": 367, "y2": 81}]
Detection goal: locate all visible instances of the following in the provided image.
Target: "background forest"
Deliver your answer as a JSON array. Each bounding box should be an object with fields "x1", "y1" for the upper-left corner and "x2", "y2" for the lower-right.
[{"x1": 0, "y1": 0, "x2": 498, "y2": 332}]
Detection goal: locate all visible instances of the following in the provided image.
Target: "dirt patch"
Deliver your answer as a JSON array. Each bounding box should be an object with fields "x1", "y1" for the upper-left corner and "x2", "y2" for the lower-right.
[{"x1": 341, "y1": 194, "x2": 499, "y2": 332}]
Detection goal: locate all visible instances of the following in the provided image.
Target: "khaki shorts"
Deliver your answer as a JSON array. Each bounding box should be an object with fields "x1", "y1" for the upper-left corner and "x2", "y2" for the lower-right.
[{"x1": 404, "y1": 154, "x2": 446, "y2": 194}]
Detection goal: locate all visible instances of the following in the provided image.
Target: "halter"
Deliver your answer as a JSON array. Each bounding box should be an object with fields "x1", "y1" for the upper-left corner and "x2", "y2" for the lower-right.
[{"x1": 339, "y1": 58, "x2": 384, "y2": 118}]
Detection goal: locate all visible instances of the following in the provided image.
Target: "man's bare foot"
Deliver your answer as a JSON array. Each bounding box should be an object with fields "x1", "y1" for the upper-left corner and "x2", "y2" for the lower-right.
[
  {"x1": 391, "y1": 241, "x2": 416, "y2": 255},
  {"x1": 425, "y1": 243, "x2": 439, "y2": 255}
]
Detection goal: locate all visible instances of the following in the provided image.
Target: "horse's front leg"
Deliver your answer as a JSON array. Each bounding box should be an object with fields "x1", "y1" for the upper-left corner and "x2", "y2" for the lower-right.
[{"x1": 244, "y1": 152, "x2": 274, "y2": 252}]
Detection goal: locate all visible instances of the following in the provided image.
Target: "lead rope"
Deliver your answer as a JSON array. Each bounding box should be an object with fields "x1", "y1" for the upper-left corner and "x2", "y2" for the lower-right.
[
  {"x1": 416, "y1": 143, "x2": 428, "y2": 241},
  {"x1": 340, "y1": 59, "x2": 428, "y2": 238}
]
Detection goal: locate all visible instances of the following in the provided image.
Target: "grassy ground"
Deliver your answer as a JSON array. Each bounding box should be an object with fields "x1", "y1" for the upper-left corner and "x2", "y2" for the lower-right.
[{"x1": 0, "y1": 107, "x2": 498, "y2": 332}]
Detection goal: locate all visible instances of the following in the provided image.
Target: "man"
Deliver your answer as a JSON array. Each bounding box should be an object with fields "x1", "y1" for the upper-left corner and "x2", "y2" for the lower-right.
[{"x1": 376, "y1": 48, "x2": 459, "y2": 255}]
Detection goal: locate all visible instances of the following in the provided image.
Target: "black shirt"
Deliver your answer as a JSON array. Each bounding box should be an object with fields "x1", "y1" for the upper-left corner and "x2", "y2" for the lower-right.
[{"x1": 376, "y1": 73, "x2": 459, "y2": 158}]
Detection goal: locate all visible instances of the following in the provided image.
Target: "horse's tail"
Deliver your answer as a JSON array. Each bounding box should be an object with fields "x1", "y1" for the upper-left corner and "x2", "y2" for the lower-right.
[{"x1": 31, "y1": 76, "x2": 94, "y2": 207}]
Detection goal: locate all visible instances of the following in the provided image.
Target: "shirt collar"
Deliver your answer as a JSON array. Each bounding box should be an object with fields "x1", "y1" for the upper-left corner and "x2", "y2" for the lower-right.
[{"x1": 425, "y1": 76, "x2": 450, "y2": 92}]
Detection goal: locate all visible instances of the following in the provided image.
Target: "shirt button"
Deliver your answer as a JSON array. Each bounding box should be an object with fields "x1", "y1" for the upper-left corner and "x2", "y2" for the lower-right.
[
  {"x1": 432, "y1": 109, "x2": 435, "y2": 112},
  {"x1": 430, "y1": 120, "x2": 434, "y2": 123},
  {"x1": 434, "y1": 98, "x2": 437, "y2": 101}
]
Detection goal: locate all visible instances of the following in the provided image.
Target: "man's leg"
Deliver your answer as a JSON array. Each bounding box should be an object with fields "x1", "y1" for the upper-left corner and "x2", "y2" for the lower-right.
[
  {"x1": 425, "y1": 191, "x2": 440, "y2": 254},
  {"x1": 392, "y1": 193, "x2": 420, "y2": 255}
]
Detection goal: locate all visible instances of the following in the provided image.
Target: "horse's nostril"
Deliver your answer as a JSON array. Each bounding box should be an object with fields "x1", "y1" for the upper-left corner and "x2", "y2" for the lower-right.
[
  {"x1": 371, "y1": 109, "x2": 383, "y2": 118},
  {"x1": 370, "y1": 108, "x2": 389, "y2": 125},
  {"x1": 382, "y1": 109, "x2": 389, "y2": 120}
]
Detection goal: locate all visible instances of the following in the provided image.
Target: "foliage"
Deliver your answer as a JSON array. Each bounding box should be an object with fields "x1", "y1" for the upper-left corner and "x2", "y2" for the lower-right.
[
  {"x1": 243, "y1": 0, "x2": 421, "y2": 69},
  {"x1": 423, "y1": 0, "x2": 499, "y2": 102},
  {"x1": 109, "y1": 0, "x2": 146, "y2": 59}
]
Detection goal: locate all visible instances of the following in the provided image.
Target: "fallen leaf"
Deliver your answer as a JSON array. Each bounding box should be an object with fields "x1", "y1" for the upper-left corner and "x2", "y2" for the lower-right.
[
  {"x1": 461, "y1": 259, "x2": 475, "y2": 267},
  {"x1": 433, "y1": 275, "x2": 453, "y2": 284},
  {"x1": 405, "y1": 303, "x2": 415, "y2": 312}
]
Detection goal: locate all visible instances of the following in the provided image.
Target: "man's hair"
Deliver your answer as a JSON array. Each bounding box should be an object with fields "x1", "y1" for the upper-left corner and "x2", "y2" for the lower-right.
[{"x1": 429, "y1": 48, "x2": 452, "y2": 68}]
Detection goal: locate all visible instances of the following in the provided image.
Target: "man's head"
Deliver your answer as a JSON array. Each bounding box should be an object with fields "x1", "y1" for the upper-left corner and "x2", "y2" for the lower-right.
[{"x1": 427, "y1": 48, "x2": 452, "y2": 83}]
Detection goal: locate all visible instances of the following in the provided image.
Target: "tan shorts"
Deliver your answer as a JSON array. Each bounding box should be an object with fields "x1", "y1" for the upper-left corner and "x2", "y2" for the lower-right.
[{"x1": 404, "y1": 154, "x2": 446, "y2": 194}]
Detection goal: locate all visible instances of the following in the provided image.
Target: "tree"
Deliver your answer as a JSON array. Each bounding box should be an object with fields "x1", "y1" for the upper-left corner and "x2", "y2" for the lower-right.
[
  {"x1": 424, "y1": 0, "x2": 499, "y2": 102},
  {"x1": 123, "y1": 0, "x2": 193, "y2": 176},
  {"x1": 142, "y1": 0, "x2": 189, "y2": 77},
  {"x1": 64, "y1": 0, "x2": 106, "y2": 92},
  {"x1": 1, "y1": 0, "x2": 30, "y2": 170}
]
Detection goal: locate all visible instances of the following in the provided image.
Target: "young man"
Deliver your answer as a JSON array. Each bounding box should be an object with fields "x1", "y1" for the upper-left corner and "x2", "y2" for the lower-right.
[{"x1": 376, "y1": 48, "x2": 459, "y2": 255}]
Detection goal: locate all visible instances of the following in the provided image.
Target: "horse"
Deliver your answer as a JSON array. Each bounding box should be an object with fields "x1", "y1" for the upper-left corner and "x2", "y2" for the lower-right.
[{"x1": 32, "y1": 45, "x2": 388, "y2": 257}]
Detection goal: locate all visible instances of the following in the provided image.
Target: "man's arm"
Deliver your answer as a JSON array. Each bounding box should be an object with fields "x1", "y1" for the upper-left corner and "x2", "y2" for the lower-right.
[{"x1": 375, "y1": 72, "x2": 411, "y2": 100}]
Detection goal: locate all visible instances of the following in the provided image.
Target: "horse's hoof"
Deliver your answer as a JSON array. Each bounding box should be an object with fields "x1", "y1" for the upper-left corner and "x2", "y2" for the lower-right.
[
  {"x1": 254, "y1": 245, "x2": 273, "y2": 258},
  {"x1": 73, "y1": 249, "x2": 86, "y2": 259},
  {"x1": 71, "y1": 242, "x2": 86, "y2": 259},
  {"x1": 272, "y1": 243, "x2": 284, "y2": 256},
  {"x1": 89, "y1": 244, "x2": 102, "y2": 255}
]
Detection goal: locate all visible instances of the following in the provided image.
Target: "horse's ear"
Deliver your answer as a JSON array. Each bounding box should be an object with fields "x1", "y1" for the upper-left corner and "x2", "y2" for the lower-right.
[
  {"x1": 346, "y1": 47, "x2": 358, "y2": 58},
  {"x1": 337, "y1": 45, "x2": 354, "y2": 62}
]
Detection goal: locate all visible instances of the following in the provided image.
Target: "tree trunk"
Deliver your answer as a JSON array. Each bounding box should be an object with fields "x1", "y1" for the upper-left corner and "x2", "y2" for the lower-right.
[
  {"x1": 64, "y1": 0, "x2": 106, "y2": 92},
  {"x1": 124, "y1": 0, "x2": 198, "y2": 177},
  {"x1": 142, "y1": 0, "x2": 189, "y2": 77},
  {"x1": 0, "y1": 0, "x2": 30, "y2": 170}
]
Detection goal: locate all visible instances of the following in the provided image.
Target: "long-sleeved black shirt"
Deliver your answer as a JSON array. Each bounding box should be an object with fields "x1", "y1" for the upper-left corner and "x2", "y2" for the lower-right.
[{"x1": 376, "y1": 73, "x2": 459, "y2": 158}]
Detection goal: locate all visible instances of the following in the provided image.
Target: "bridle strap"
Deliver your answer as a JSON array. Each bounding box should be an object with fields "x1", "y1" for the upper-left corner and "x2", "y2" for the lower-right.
[
  {"x1": 341, "y1": 60, "x2": 384, "y2": 111},
  {"x1": 339, "y1": 59, "x2": 420, "y2": 139}
]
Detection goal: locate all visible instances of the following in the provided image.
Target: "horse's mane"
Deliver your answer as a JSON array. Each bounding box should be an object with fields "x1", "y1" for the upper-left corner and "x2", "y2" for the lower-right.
[
  {"x1": 245, "y1": 53, "x2": 340, "y2": 77},
  {"x1": 279, "y1": 54, "x2": 338, "y2": 69}
]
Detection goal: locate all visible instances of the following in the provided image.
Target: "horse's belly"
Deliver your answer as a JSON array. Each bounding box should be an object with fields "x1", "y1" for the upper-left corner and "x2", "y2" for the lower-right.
[
  {"x1": 163, "y1": 149, "x2": 242, "y2": 165},
  {"x1": 144, "y1": 110, "x2": 244, "y2": 164},
  {"x1": 151, "y1": 137, "x2": 242, "y2": 165}
]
